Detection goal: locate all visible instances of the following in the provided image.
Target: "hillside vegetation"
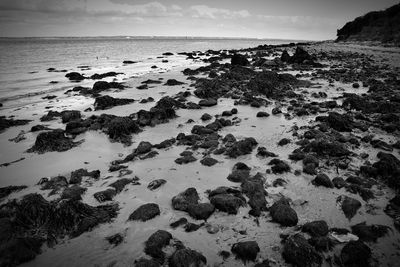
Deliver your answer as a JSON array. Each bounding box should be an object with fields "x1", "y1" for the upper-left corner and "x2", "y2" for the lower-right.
[{"x1": 337, "y1": 3, "x2": 400, "y2": 45}]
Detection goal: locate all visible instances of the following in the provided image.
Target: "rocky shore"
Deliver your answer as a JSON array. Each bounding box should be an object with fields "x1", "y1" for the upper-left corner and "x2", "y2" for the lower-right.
[{"x1": 0, "y1": 41, "x2": 400, "y2": 267}]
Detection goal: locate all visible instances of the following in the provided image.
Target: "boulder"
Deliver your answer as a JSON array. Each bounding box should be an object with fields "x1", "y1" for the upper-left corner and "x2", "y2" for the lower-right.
[
  {"x1": 169, "y1": 248, "x2": 207, "y2": 267},
  {"x1": 270, "y1": 198, "x2": 298, "y2": 226},
  {"x1": 231, "y1": 241, "x2": 260, "y2": 263},
  {"x1": 172, "y1": 188, "x2": 199, "y2": 211},
  {"x1": 312, "y1": 173, "x2": 334, "y2": 188},
  {"x1": 337, "y1": 195, "x2": 361, "y2": 220},
  {"x1": 302, "y1": 220, "x2": 329, "y2": 237},
  {"x1": 282, "y1": 234, "x2": 322, "y2": 267},
  {"x1": 94, "y1": 95, "x2": 134, "y2": 110},
  {"x1": 231, "y1": 54, "x2": 249, "y2": 66},
  {"x1": 187, "y1": 203, "x2": 215, "y2": 220},
  {"x1": 144, "y1": 230, "x2": 172, "y2": 261},
  {"x1": 27, "y1": 129, "x2": 82, "y2": 153},
  {"x1": 340, "y1": 240, "x2": 371, "y2": 267},
  {"x1": 210, "y1": 194, "x2": 245, "y2": 214},
  {"x1": 128, "y1": 203, "x2": 160, "y2": 221}
]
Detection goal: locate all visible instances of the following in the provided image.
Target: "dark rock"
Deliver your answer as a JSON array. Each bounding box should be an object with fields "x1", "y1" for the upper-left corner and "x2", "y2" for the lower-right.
[
  {"x1": 272, "y1": 107, "x2": 282, "y2": 115},
  {"x1": 199, "y1": 98, "x2": 218, "y2": 107},
  {"x1": 184, "y1": 222, "x2": 203, "y2": 232},
  {"x1": 94, "y1": 95, "x2": 134, "y2": 110},
  {"x1": 0, "y1": 116, "x2": 31, "y2": 132},
  {"x1": 164, "y1": 79, "x2": 185, "y2": 86},
  {"x1": 210, "y1": 194, "x2": 245, "y2": 214},
  {"x1": 231, "y1": 54, "x2": 249, "y2": 66},
  {"x1": 172, "y1": 188, "x2": 199, "y2": 211},
  {"x1": 61, "y1": 110, "x2": 81, "y2": 123},
  {"x1": 40, "y1": 175, "x2": 68, "y2": 196},
  {"x1": 200, "y1": 113, "x2": 212, "y2": 121},
  {"x1": 256, "y1": 111, "x2": 270, "y2": 117},
  {"x1": 134, "y1": 258, "x2": 160, "y2": 267},
  {"x1": 200, "y1": 157, "x2": 218, "y2": 166},
  {"x1": 0, "y1": 185, "x2": 27, "y2": 200},
  {"x1": 128, "y1": 203, "x2": 160, "y2": 221},
  {"x1": 169, "y1": 248, "x2": 207, "y2": 267},
  {"x1": 337, "y1": 195, "x2": 362, "y2": 220},
  {"x1": 332, "y1": 177, "x2": 347, "y2": 189},
  {"x1": 175, "y1": 155, "x2": 197, "y2": 165},
  {"x1": 231, "y1": 241, "x2": 260, "y2": 263},
  {"x1": 372, "y1": 152, "x2": 400, "y2": 189},
  {"x1": 94, "y1": 189, "x2": 117, "y2": 202},
  {"x1": 225, "y1": 137, "x2": 258, "y2": 158},
  {"x1": 30, "y1": 125, "x2": 50, "y2": 132},
  {"x1": 282, "y1": 234, "x2": 322, "y2": 267},
  {"x1": 106, "y1": 233, "x2": 124, "y2": 246},
  {"x1": 148, "y1": 179, "x2": 166, "y2": 190},
  {"x1": 303, "y1": 163, "x2": 317, "y2": 175},
  {"x1": 109, "y1": 178, "x2": 133, "y2": 193},
  {"x1": 304, "y1": 139, "x2": 351, "y2": 157},
  {"x1": 70, "y1": 169, "x2": 100, "y2": 184},
  {"x1": 60, "y1": 185, "x2": 86, "y2": 200},
  {"x1": 227, "y1": 169, "x2": 250, "y2": 183},
  {"x1": 0, "y1": 236, "x2": 43, "y2": 267},
  {"x1": 187, "y1": 203, "x2": 215, "y2": 220},
  {"x1": 106, "y1": 117, "x2": 141, "y2": 145},
  {"x1": 154, "y1": 138, "x2": 175, "y2": 149},
  {"x1": 270, "y1": 198, "x2": 298, "y2": 226},
  {"x1": 312, "y1": 173, "x2": 334, "y2": 188},
  {"x1": 144, "y1": 230, "x2": 172, "y2": 262},
  {"x1": 65, "y1": 72, "x2": 85, "y2": 81},
  {"x1": 278, "y1": 138, "x2": 291, "y2": 146},
  {"x1": 351, "y1": 222, "x2": 390, "y2": 242},
  {"x1": 340, "y1": 240, "x2": 371, "y2": 267},
  {"x1": 123, "y1": 60, "x2": 137, "y2": 64},
  {"x1": 268, "y1": 159, "x2": 291, "y2": 174},
  {"x1": 302, "y1": 220, "x2": 329, "y2": 237},
  {"x1": 326, "y1": 112, "x2": 353, "y2": 132},
  {"x1": 170, "y1": 218, "x2": 188, "y2": 229},
  {"x1": 256, "y1": 147, "x2": 277, "y2": 158}
]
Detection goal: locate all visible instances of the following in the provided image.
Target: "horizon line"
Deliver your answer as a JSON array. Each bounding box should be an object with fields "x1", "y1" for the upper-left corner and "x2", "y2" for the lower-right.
[{"x1": 0, "y1": 35, "x2": 325, "y2": 41}]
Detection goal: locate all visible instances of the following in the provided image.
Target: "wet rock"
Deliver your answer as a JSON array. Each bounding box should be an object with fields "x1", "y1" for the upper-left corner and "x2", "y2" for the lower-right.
[
  {"x1": 199, "y1": 98, "x2": 218, "y2": 107},
  {"x1": 169, "y1": 248, "x2": 207, "y2": 267},
  {"x1": 302, "y1": 220, "x2": 329, "y2": 237},
  {"x1": 270, "y1": 198, "x2": 298, "y2": 226},
  {"x1": 210, "y1": 193, "x2": 245, "y2": 214},
  {"x1": 92, "y1": 81, "x2": 124, "y2": 92},
  {"x1": 372, "y1": 152, "x2": 400, "y2": 189},
  {"x1": 256, "y1": 111, "x2": 270, "y2": 118},
  {"x1": 154, "y1": 138, "x2": 175, "y2": 149},
  {"x1": 241, "y1": 174, "x2": 267, "y2": 216},
  {"x1": 273, "y1": 178, "x2": 287, "y2": 187},
  {"x1": 308, "y1": 236, "x2": 333, "y2": 252},
  {"x1": 231, "y1": 241, "x2": 260, "y2": 263},
  {"x1": 184, "y1": 222, "x2": 204, "y2": 232},
  {"x1": 324, "y1": 112, "x2": 353, "y2": 132},
  {"x1": 61, "y1": 110, "x2": 81, "y2": 123},
  {"x1": 256, "y1": 147, "x2": 277, "y2": 158},
  {"x1": 148, "y1": 179, "x2": 166, "y2": 190},
  {"x1": 351, "y1": 222, "x2": 390, "y2": 242},
  {"x1": 144, "y1": 230, "x2": 172, "y2": 262},
  {"x1": 90, "y1": 72, "x2": 120, "y2": 80},
  {"x1": 312, "y1": 173, "x2": 334, "y2": 188},
  {"x1": 164, "y1": 79, "x2": 185, "y2": 86},
  {"x1": 109, "y1": 178, "x2": 133, "y2": 193},
  {"x1": 303, "y1": 163, "x2": 317, "y2": 175},
  {"x1": 333, "y1": 177, "x2": 346, "y2": 189},
  {"x1": 30, "y1": 125, "x2": 50, "y2": 132},
  {"x1": 94, "y1": 95, "x2": 134, "y2": 110},
  {"x1": 272, "y1": 107, "x2": 282, "y2": 115},
  {"x1": 60, "y1": 185, "x2": 87, "y2": 200},
  {"x1": 282, "y1": 234, "x2": 322, "y2": 267},
  {"x1": 94, "y1": 189, "x2": 117, "y2": 202},
  {"x1": 128, "y1": 203, "x2": 160, "y2": 222},
  {"x1": 200, "y1": 157, "x2": 218, "y2": 166},
  {"x1": 123, "y1": 60, "x2": 136, "y2": 64},
  {"x1": 231, "y1": 54, "x2": 249, "y2": 66},
  {"x1": 227, "y1": 169, "x2": 250, "y2": 183},
  {"x1": 225, "y1": 137, "x2": 258, "y2": 158},
  {"x1": 0, "y1": 117, "x2": 30, "y2": 132},
  {"x1": 106, "y1": 117, "x2": 141, "y2": 145},
  {"x1": 268, "y1": 159, "x2": 291, "y2": 174},
  {"x1": 187, "y1": 203, "x2": 215, "y2": 220},
  {"x1": 175, "y1": 154, "x2": 197, "y2": 164},
  {"x1": 340, "y1": 240, "x2": 371, "y2": 267},
  {"x1": 278, "y1": 138, "x2": 291, "y2": 146},
  {"x1": 337, "y1": 195, "x2": 362, "y2": 220},
  {"x1": 0, "y1": 185, "x2": 27, "y2": 200},
  {"x1": 0, "y1": 236, "x2": 43, "y2": 267},
  {"x1": 170, "y1": 218, "x2": 188, "y2": 229},
  {"x1": 106, "y1": 233, "x2": 124, "y2": 247},
  {"x1": 172, "y1": 188, "x2": 199, "y2": 211},
  {"x1": 65, "y1": 72, "x2": 85, "y2": 81},
  {"x1": 40, "y1": 175, "x2": 68, "y2": 195},
  {"x1": 304, "y1": 139, "x2": 351, "y2": 157},
  {"x1": 200, "y1": 113, "x2": 212, "y2": 121},
  {"x1": 135, "y1": 258, "x2": 161, "y2": 267},
  {"x1": 70, "y1": 169, "x2": 100, "y2": 184}
]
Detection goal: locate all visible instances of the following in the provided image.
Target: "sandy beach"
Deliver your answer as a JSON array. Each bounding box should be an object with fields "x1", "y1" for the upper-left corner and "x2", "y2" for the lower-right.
[{"x1": 1, "y1": 41, "x2": 400, "y2": 267}]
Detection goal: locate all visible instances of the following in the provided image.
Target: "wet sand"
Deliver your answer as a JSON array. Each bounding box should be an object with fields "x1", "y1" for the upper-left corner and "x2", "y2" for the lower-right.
[{"x1": 1, "y1": 42, "x2": 400, "y2": 267}]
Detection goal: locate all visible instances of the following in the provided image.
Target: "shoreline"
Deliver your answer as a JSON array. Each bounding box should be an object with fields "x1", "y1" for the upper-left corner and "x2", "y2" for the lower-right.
[{"x1": 1, "y1": 41, "x2": 400, "y2": 267}]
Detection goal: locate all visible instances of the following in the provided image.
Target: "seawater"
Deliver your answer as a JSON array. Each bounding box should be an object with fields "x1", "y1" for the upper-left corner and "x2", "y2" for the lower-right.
[{"x1": 0, "y1": 37, "x2": 302, "y2": 103}]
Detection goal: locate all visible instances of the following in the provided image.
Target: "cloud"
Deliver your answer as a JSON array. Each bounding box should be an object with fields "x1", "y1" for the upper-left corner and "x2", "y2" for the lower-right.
[{"x1": 189, "y1": 5, "x2": 250, "y2": 19}]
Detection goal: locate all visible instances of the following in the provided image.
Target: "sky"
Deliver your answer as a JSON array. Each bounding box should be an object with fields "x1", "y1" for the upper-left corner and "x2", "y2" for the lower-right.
[{"x1": 0, "y1": 0, "x2": 398, "y2": 40}]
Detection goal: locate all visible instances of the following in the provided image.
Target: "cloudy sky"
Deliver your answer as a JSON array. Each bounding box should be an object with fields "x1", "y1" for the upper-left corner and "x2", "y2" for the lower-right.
[{"x1": 0, "y1": 0, "x2": 398, "y2": 40}]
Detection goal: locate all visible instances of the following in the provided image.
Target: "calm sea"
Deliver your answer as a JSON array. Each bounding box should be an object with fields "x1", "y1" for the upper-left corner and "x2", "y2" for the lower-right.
[{"x1": 0, "y1": 37, "x2": 302, "y2": 104}]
